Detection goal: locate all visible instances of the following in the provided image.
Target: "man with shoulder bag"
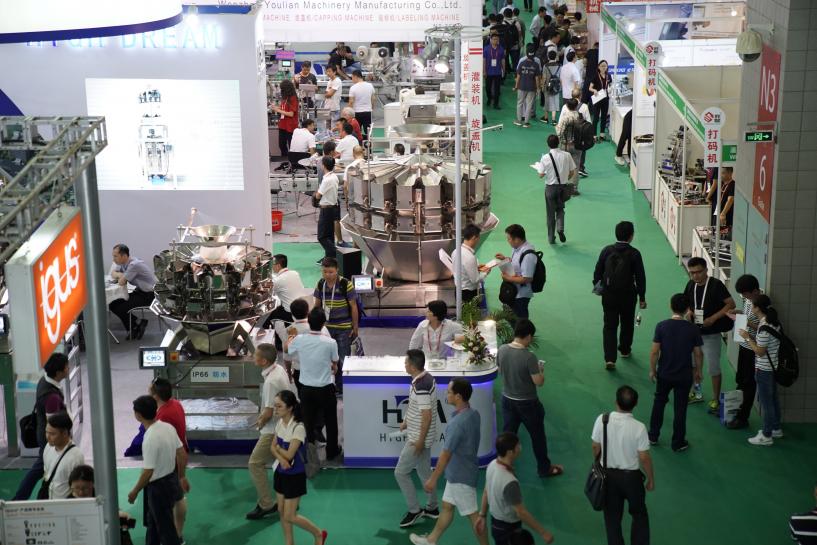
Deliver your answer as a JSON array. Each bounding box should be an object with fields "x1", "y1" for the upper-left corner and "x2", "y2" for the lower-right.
[{"x1": 537, "y1": 134, "x2": 576, "y2": 245}]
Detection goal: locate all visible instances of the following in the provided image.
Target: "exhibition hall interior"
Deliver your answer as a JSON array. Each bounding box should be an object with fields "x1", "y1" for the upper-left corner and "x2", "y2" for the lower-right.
[{"x1": 0, "y1": 0, "x2": 816, "y2": 544}]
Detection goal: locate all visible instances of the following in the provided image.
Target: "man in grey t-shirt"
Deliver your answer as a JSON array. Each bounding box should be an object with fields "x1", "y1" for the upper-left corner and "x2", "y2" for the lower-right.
[
  {"x1": 497, "y1": 319, "x2": 563, "y2": 478},
  {"x1": 476, "y1": 432, "x2": 554, "y2": 544}
]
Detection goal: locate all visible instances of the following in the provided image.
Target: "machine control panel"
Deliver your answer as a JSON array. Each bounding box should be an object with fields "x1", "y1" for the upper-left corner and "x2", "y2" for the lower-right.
[{"x1": 139, "y1": 347, "x2": 168, "y2": 369}]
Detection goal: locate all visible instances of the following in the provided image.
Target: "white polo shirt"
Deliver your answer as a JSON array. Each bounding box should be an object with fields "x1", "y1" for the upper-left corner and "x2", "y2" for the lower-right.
[
  {"x1": 43, "y1": 442, "x2": 85, "y2": 499},
  {"x1": 289, "y1": 128, "x2": 316, "y2": 153},
  {"x1": 459, "y1": 243, "x2": 484, "y2": 291},
  {"x1": 318, "y1": 172, "x2": 339, "y2": 206},
  {"x1": 591, "y1": 411, "x2": 650, "y2": 470},
  {"x1": 349, "y1": 81, "x2": 375, "y2": 113},
  {"x1": 336, "y1": 134, "x2": 359, "y2": 162},
  {"x1": 143, "y1": 420, "x2": 182, "y2": 481},
  {"x1": 538, "y1": 148, "x2": 576, "y2": 185},
  {"x1": 260, "y1": 363, "x2": 291, "y2": 435},
  {"x1": 272, "y1": 268, "x2": 305, "y2": 313},
  {"x1": 324, "y1": 77, "x2": 342, "y2": 112},
  {"x1": 560, "y1": 61, "x2": 582, "y2": 99}
]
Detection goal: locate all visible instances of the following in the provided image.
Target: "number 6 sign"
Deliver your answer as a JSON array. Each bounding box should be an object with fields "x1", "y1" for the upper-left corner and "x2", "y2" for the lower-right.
[{"x1": 752, "y1": 44, "x2": 780, "y2": 223}]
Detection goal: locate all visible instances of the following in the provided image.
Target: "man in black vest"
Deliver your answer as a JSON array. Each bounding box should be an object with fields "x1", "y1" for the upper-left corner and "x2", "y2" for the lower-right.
[
  {"x1": 593, "y1": 222, "x2": 647, "y2": 371},
  {"x1": 13, "y1": 353, "x2": 69, "y2": 499}
]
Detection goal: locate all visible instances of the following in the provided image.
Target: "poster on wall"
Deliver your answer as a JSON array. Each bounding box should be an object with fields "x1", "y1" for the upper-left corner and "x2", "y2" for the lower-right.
[{"x1": 85, "y1": 78, "x2": 244, "y2": 191}]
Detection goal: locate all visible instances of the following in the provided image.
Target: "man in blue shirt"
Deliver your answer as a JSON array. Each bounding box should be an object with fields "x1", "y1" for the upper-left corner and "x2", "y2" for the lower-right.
[
  {"x1": 285, "y1": 308, "x2": 342, "y2": 460},
  {"x1": 514, "y1": 45, "x2": 542, "y2": 127},
  {"x1": 409, "y1": 378, "x2": 486, "y2": 545},
  {"x1": 483, "y1": 33, "x2": 505, "y2": 109},
  {"x1": 495, "y1": 224, "x2": 537, "y2": 319}
]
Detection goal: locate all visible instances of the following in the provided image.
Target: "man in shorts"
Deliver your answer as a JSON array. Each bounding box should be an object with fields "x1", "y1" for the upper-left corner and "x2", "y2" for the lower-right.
[{"x1": 409, "y1": 378, "x2": 487, "y2": 545}]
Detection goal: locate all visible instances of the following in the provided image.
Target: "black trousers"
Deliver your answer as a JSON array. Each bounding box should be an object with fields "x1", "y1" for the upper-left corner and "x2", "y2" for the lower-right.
[
  {"x1": 301, "y1": 384, "x2": 341, "y2": 458},
  {"x1": 603, "y1": 469, "x2": 649, "y2": 545},
  {"x1": 592, "y1": 98, "x2": 610, "y2": 136},
  {"x1": 508, "y1": 49, "x2": 520, "y2": 74},
  {"x1": 462, "y1": 289, "x2": 479, "y2": 303},
  {"x1": 648, "y1": 375, "x2": 692, "y2": 449},
  {"x1": 109, "y1": 289, "x2": 155, "y2": 332},
  {"x1": 501, "y1": 396, "x2": 551, "y2": 475},
  {"x1": 144, "y1": 473, "x2": 181, "y2": 545},
  {"x1": 523, "y1": 0, "x2": 532, "y2": 9},
  {"x1": 601, "y1": 292, "x2": 637, "y2": 363},
  {"x1": 491, "y1": 517, "x2": 523, "y2": 545},
  {"x1": 317, "y1": 207, "x2": 337, "y2": 258},
  {"x1": 486, "y1": 75, "x2": 502, "y2": 107},
  {"x1": 735, "y1": 346, "x2": 757, "y2": 422},
  {"x1": 616, "y1": 109, "x2": 633, "y2": 157},
  {"x1": 279, "y1": 129, "x2": 293, "y2": 157},
  {"x1": 263, "y1": 306, "x2": 293, "y2": 350},
  {"x1": 355, "y1": 111, "x2": 372, "y2": 140}
]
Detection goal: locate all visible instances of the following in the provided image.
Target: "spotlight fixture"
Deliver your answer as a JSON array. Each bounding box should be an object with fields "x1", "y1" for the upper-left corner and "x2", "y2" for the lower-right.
[
  {"x1": 627, "y1": 22, "x2": 636, "y2": 32},
  {"x1": 434, "y1": 40, "x2": 453, "y2": 73},
  {"x1": 185, "y1": 4, "x2": 199, "y2": 27}
]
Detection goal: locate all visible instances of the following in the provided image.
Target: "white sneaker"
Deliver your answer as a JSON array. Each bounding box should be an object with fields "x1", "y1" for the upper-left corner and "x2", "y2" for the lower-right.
[
  {"x1": 748, "y1": 431, "x2": 773, "y2": 446},
  {"x1": 772, "y1": 429, "x2": 784, "y2": 438},
  {"x1": 614, "y1": 156, "x2": 626, "y2": 166},
  {"x1": 409, "y1": 534, "x2": 434, "y2": 545}
]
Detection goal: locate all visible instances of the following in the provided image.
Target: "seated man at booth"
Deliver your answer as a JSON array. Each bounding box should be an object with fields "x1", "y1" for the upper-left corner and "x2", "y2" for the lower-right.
[
  {"x1": 335, "y1": 122, "x2": 359, "y2": 162},
  {"x1": 109, "y1": 243, "x2": 156, "y2": 340},
  {"x1": 289, "y1": 119, "x2": 317, "y2": 156},
  {"x1": 340, "y1": 107, "x2": 364, "y2": 143},
  {"x1": 409, "y1": 300, "x2": 464, "y2": 361}
]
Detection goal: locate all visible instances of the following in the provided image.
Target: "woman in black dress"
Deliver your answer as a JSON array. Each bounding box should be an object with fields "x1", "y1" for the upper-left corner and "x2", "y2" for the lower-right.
[{"x1": 589, "y1": 59, "x2": 612, "y2": 141}]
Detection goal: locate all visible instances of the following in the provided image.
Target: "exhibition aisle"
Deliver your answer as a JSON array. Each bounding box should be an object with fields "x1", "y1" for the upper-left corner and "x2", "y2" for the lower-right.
[{"x1": 1, "y1": 82, "x2": 815, "y2": 545}]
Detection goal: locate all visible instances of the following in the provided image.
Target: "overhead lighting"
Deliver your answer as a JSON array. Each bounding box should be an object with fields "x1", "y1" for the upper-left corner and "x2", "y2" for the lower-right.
[
  {"x1": 435, "y1": 40, "x2": 453, "y2": 73},
  {"x1": 420, "y1": 39, "x2": 440, "y2": 62},
  {"x1": 185, "y1": 4, "x2": 199, "y2": 27},
  {"x1": 435, "y1": 57, "x2": 450, "y2": 73},
  {"x1": 731, "y1": 9, "x2": 737, "y2": 16},
  {"x1": 627, "y1": 22, "x2": 636, "y2": 32},
  {"x1": 412, "y1": 56, "x2": 425, "y2": 69}
]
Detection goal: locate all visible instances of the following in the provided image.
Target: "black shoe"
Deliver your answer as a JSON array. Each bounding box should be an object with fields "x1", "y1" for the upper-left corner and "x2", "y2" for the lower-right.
[
  {"x1": 549, "y1": 238, "x2": 556, "y2": 244},
  {"x1": 422, "y1": 507, "x2": 440, "y2": 519},
  {"x1": 672, "y1": 441, "x2": 690, "y2": 452},
  {"x1": 558, "y1": 231, "x2": 566, "y2": 243},
  {"x1": 327, "y1": 448, "x2": 343, "y2": 461},
  {"x1": 135, "y1": 319, "x2": 149, "y2": 340},
  {"x1": 399, "y1": 511, "x2": 423, "y2": 528},
  {"x1": 317, "y1": 258, "x2": 325, "y2": 265},
  {"x1": 727, "y1": 418, "x2": 749, "y2": 429},
  {"x1": 246, "y1": 504, "x2": 278, "y2": 520},
  {"x1": 648, "y1": 436, "x2": 658, "y2": 446}
]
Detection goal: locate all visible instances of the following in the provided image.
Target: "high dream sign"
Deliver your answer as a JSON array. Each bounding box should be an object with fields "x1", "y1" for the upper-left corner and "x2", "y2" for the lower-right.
[{"x1": 6, "y1": 207, "x2": 87, "y2": 374}]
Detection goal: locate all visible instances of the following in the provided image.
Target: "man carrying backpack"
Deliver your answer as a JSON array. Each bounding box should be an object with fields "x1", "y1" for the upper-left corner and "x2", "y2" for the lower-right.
[
  {"x1": 495, "y1": 224, "x2": 543, "y2": 319},
  {"x1": 593, "y1": 221, "x2": 647, "y2": 371},
  {"x1": 502, "y1": 8, "x2": 522, "y2": 75}
]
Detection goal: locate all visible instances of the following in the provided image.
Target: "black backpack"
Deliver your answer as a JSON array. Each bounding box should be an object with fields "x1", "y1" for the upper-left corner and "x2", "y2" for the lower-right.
[
  {"x1": 573, "y1": 115, "x2": 596, "y2": 151},
  {"x1": 503, "y1": 20, "x2": 520, "y2": 50},
  {"x1": 759, "y1": 325, "x2": 799, "y2": 387},
  {"x1": 546, "y1": 65, "x2": 561, "y2": 95},
  {"x1": 521, "y1": 249, "x2": 547, "y2": 292},
  {"x1": 601, "y1": 247, "x2": 633, "y2": 292}
]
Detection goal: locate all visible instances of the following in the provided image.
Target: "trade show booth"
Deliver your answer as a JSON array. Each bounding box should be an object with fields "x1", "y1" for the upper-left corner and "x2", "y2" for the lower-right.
[{"x1": 652, "y1": 64, "x2": 741, "y2": 258}]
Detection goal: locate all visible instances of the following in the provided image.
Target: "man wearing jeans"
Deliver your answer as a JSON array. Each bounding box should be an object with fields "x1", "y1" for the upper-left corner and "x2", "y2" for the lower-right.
[
  {"x1": 683, "y1": 257, "x2": 735, "y2": 413},
  {"x1": 495, "y1": 224, "x2": 538, "y2": 319},
  {"x1": 395, "y1": 350, "x2": 439, "y2": 528},
  {"x1": 513, "y1": 45, "x2": 541, "y2": 128},
  {"x1": 497, "y1": 320, "x2": 563, "y2": 478}
]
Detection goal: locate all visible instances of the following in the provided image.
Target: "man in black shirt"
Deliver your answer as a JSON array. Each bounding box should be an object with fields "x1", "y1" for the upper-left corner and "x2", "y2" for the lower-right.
[
  {"x1": 328, "y1": 42, "x2": 355, "y2": 79},
  {"x1": 648, "y1": 294, "x2": 703, "y2": 452},
  {"x1": 790, "y1": 483, "x2": 817, "y2": 545},
  {"x1": 294, "y1": 61, "x2": 318, "y2": 108},
  {"x1": 683, "y1": 257, "x2": 735, "y2": 413},
  {"x1": 593, "y1": 221, "x2": 647, "y2": 371}
]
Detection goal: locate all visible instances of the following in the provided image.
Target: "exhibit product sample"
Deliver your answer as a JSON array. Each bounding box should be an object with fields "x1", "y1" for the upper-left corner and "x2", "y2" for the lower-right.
[
  {"x1": 85, "y1": 78, "x2": 244, "y2": 191},
  {"x1": 342, "y1": 152, "x2": 497, "y2": 315},
  {"x1": 149, "y1": 221, "x2": 276, "y2": 449}
]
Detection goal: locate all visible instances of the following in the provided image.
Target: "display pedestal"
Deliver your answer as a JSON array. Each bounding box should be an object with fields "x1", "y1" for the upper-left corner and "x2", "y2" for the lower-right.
[
  {"x1": 342, "y1": 356, "x2": 497, "y2": 468},
  {"x1": 691, "y1": 227, "x2": 730, "y2": 284},
  {"x1": 610, "y1": 104, "x2": 631, "y2": 147},
  {"x1": 653, "y1": 172, "x2": 710, "y2": 256},
  {"x1": 630, "y1": 141, "x2": 653, "y2": 190}
]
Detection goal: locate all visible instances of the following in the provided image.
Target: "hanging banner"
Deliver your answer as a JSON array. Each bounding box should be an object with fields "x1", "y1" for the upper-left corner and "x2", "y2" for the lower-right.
[
  {"x1": 752, "y1": 44, "x2": 781, "y2": 223},
  {"x1": 586, "y1": 0, "x2": 601, "y2": 13},
  {"x1": 701, "y1": 107, "x2": 725, "y2": 169},
  {"x1": 644, "y1": 41, "x2": 661, "y2": 97},
  {"x1": 462, "y1": 40, "x2": 483, "y2": 162},
  {"x1": 5, "y1": 206, "x2": 88, "y2": 374}
]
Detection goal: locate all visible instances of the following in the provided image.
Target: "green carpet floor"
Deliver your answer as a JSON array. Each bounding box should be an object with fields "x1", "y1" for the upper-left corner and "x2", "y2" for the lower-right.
[{"x1": 3, "y1": 78, "x2": 815, "y2": 545}]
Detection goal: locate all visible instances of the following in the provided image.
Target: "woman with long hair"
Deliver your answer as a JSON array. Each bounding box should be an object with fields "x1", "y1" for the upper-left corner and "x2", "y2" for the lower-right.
[
  {"x1": 588, "y1": 59, "x2": 612, "y2": 140},
  {"x1": 738, "y1": 294, "x2": 783, "y2": 446},
  {"x1": 271, "y1": 390, "x2": 328, "y2": 544},
  {"x1": 272, "y1": 79, "x2": 299, "y2": 159}
]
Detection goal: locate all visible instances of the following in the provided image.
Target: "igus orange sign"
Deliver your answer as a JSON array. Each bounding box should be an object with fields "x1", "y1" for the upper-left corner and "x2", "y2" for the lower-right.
[{"x1": 33, "y1": 212, "x2": 87, "y2": 365}]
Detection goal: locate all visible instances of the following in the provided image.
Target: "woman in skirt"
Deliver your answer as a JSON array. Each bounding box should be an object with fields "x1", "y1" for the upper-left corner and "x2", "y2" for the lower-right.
[{"x1": 272, "y1": 390, "x2": 328, "y2": 544}]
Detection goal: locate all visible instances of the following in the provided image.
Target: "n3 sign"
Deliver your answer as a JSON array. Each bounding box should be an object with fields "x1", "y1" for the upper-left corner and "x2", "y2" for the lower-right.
[
  {"x1": 752, "y1": 44, "x2": 781, "y2": 223},
  {"x1": 6, "y1": 207, "x2": 88, "y2": 373}
]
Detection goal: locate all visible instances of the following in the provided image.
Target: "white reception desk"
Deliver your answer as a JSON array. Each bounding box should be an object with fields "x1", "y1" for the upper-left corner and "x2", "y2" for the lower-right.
[{"x1": 342, "y1": 356, "x2": 498, "y2": 468}]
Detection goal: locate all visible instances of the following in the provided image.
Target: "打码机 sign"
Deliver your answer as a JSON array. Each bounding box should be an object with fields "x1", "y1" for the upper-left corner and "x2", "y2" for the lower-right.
[
  {"x1": 6, "y1": 206, "x2": 88, "y2": 374},
  {"x1": 701, "y1": 107, "x2": 725, "y2": 169}
]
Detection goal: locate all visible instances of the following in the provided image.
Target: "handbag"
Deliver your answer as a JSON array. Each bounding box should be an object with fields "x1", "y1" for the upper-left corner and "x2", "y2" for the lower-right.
[
  {"x1": 549, "y1": 153, "x2": 573, "y2": 202},
  {"x1": 37, "y1": 443, "x2": 76, "y2": 499},
  {"x1": 584, "y1": 413, "x2": 609, "y2": 511},
  {"x1": 499, "y1": 280, "x2": 518, "y2": 306},
  {"x1": 352, "y1": 335, "x2": 365, "y2": 357},
  {"x1": 296, "y1": 442, "x2": 321, "y2": 479},
  {"x1": 19, "y1": 409, "x2": 38, "y2": 449}
]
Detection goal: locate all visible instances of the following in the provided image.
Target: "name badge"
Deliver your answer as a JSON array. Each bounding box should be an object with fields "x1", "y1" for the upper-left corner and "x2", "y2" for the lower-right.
[
  {"x1": 694, "y1": 309, "x2": 705, "y2": 325},
  {"x1": 491, "y1": 59, "x2": 498, "y2": 67}
]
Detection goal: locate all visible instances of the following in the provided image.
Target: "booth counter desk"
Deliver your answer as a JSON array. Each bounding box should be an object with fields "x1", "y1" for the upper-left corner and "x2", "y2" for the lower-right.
[{"x1": 342, "y1": 356, "x2": 497, "y2": 468}]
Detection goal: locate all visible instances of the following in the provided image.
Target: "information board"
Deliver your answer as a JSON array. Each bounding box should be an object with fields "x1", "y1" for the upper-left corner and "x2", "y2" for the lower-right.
[{"x1": 0, "y1": 498, "x2": 105, "y2": 545}]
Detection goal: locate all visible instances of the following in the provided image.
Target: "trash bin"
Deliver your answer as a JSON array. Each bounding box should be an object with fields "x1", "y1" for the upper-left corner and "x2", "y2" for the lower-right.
[{"x1": 271, "y1": 210, "x2": 283, "y2": 232}]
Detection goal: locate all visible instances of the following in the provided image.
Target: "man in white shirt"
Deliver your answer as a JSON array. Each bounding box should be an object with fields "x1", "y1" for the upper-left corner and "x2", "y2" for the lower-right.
[
  {"x1": 530, "y1": 6, "x2": 546, "y2": 43},
  {"x1": 555, "y1": 98, "x2": 584, "y2": 188},
  {"x1": 335, "y1": 122, "x2": 359, "y2": 162},
  {"x1": 560, "y1": 51, "x2": 582, "y2": 101},
  {"x1": 42, "y1": 412, "x2": 85, "y2": 499},
  {"x1": 559, "y1": 88, "x2": 591, "y2": 178},
  {"x1": 538, "y1": 134, "x2": 576, "y2": 244},
  {"x1": 267, "y1": 253, "x2": 305, "y2": 348},
  {"x1": 460, "y1": 224, "x2": 489, "y2": 303},
  {"x1": 128, "y1": 395, "x2": 188, "y2": 545},
  {"x1": 316, "y1": 156, "x2": 340, "y2": 260},
  {"x1": 591, "y1": 385, "x2": 654, "y2": 545},
  {"x1": 246, "y1": 343, "x2": 291, "y2": 520},
  {"x1": 323, "y1": 64, "x2": 342, "y2": 121},
  {"x1": 286, "y1": 307, "x2": 342, "y2": 460},
  {"x1": 348, "y1": 70, "x2": 375, "y2": 141},
  {"x1": 283, "y1": 298, "x2": 331, "y2": 396},
  {"x1": 289, "y1": 119, "x2": 316, "y2": 155}
]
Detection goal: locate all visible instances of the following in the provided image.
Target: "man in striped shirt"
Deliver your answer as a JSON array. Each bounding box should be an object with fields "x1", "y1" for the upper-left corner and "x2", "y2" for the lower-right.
[
  {"x1": 790, "y1": 483, "x2": 817, "y2": 544},
  {"x1": 729, "y1": 274, "x2": 761, "y2": 429},
  {"x1": 313, "y1": 257, "x2": 359, "y2": 396},
  {"x1": 395, "y1": 349, "x2": 439, "y2": 528}
]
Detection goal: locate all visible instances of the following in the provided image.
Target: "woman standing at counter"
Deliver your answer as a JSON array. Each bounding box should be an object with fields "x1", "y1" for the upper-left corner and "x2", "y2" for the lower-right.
[
  {"x1": 271, "y1": 79, "x2": 299, "y2": 161},
  {"x1": 409, "y1": 300, "x2": 464, "y2": 360}
]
